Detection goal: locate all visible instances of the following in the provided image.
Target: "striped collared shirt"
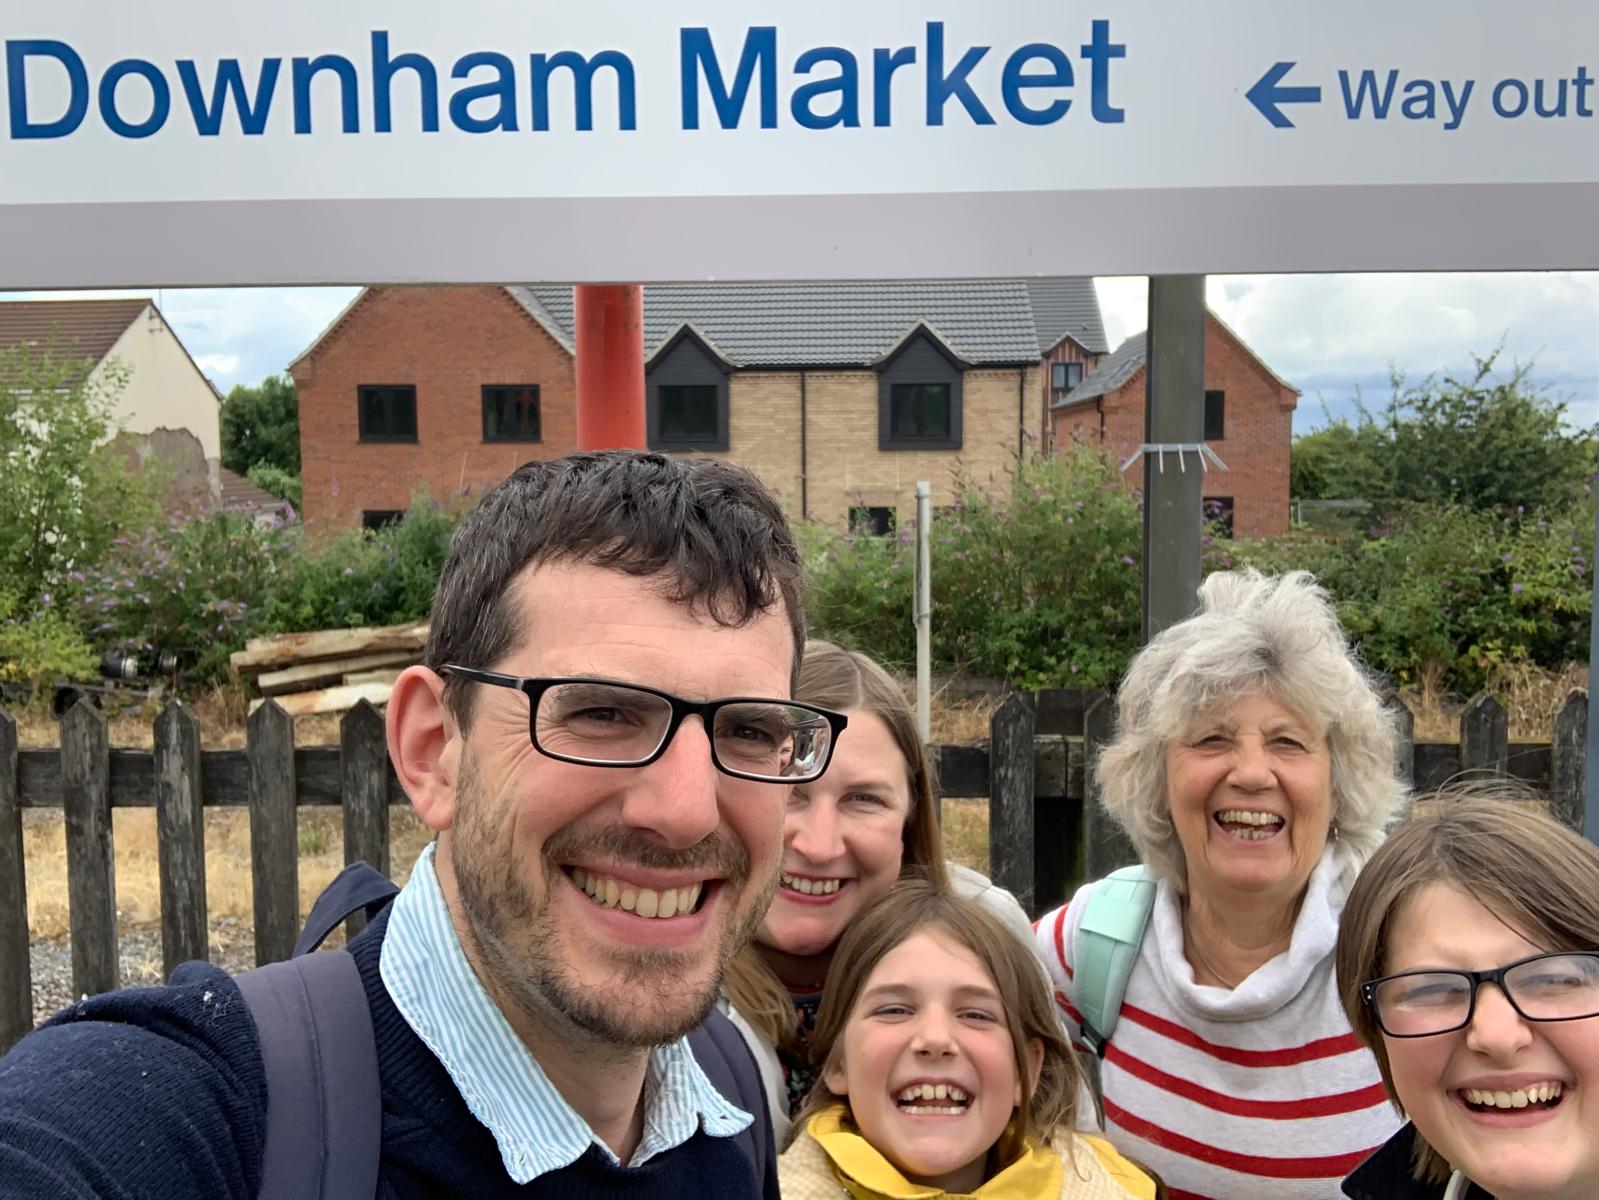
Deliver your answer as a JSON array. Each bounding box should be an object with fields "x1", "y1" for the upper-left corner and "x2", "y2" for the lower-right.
[{"x1": 379, "y1": 842, "x2": 752, "y2": 1183}]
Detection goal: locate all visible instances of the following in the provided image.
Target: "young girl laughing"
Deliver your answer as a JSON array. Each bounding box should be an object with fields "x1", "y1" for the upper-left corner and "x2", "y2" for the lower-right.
[{"x1": 779, "y1": 879, "x2": 1158, "y2": 1199}]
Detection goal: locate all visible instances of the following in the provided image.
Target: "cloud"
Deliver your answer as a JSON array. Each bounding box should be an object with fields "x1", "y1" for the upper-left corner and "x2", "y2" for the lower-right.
[
  {"x1": 194, "y1": 353, "x2": 240, "y2": 377},
  {"x1": 1094, "y1": 272, "x2": 1599, "y2": 433}
]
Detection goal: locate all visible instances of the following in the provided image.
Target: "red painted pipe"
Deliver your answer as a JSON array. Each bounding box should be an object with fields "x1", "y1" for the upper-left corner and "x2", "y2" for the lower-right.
[{"x1": 574, "y1": 284, "x2": 645, "y2": 450}]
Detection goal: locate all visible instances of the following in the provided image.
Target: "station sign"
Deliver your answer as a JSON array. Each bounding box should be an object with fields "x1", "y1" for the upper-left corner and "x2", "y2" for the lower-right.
[{"x1": 0, "y1": 1, "x2": 1594, "y2": 284}]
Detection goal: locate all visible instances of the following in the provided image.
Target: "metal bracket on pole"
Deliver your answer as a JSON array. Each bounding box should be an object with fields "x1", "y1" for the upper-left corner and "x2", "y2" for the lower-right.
[{"x1": 1119, "y1": 443, "x2": 1229, "y2": 475}]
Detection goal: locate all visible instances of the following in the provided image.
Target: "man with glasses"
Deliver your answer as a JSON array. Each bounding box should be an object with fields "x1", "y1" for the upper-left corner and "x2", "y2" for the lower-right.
[{"x1": 0, "y1": 451, "x2": 832, "y2": 1199}]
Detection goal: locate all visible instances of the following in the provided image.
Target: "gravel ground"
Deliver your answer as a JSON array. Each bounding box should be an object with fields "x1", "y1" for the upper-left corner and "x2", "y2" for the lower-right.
[{"x1": 29, "y1": 917, "x2": 259, "y2": 1027}]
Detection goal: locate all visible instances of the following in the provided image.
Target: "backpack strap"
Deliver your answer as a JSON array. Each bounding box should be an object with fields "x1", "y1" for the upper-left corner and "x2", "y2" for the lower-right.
[
  {"x1": 294, "y1": 861, "x2": 400, "y2": 957},
  {"x1": 236, "y1": 950, "x2": 383, "y2": 1200},
  {"x1": 686, "y1": 1008, "x2": 778, "y2": 1198},
  {"x1": 1073, "y1": 864, "x2": 1157, "y2": 1058}
]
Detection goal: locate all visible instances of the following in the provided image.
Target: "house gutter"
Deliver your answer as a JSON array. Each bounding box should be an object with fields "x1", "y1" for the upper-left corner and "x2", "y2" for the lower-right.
[{"x1": 800, "y1": 371, "x2": 809, "y2": 519}]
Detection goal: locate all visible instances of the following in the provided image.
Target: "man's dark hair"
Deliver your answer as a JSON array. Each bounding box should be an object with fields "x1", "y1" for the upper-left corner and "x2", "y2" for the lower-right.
[{"x1": 426, "y1": 451, "x2": 806, "y2": 722}]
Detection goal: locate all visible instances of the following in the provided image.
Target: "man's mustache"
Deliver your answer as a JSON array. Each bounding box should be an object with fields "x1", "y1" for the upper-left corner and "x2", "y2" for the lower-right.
[{"x1": 542, "y1": 825, "x2": 750, "y2": 883}]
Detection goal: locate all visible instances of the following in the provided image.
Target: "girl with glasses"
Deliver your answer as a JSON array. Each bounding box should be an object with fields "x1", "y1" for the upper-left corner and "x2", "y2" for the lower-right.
[{"x1": 1336, "y1": 786, "x2": 1599, "y2": 1200}]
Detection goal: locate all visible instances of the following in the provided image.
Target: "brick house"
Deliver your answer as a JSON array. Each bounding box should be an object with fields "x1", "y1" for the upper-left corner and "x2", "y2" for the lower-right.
[
  {"x1": 290, "y1": 280, "x2": 1108, "y2": 533},
  {"x1": 1048, "y1": 310, "x2": 1299, "y2": 537}
]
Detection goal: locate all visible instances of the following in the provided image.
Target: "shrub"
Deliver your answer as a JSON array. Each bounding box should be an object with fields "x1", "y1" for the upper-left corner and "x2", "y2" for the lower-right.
[
  {"x1": 805, "y1": 446, "x2": 1142, "y2": 688},
  {"x1": 0, "y1": 589, "x2": 97, "y2": 697}
]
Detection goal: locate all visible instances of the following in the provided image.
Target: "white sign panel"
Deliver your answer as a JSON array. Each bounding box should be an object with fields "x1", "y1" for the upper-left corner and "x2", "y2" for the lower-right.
[{"x1": 1, "y1": 1, "x2": 1595, "y2": 284}]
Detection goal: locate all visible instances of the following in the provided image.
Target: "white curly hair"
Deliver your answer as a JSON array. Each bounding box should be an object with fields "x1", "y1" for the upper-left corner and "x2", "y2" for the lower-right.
[{"x1": 1096, "y1": 569, "x2": 1408, "y2": 891}]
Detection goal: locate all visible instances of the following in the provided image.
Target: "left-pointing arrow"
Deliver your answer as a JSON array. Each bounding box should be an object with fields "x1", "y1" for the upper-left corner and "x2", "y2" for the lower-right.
[{"x1": 1246, "y1": 61, "x2": 1322, "y2": 129}]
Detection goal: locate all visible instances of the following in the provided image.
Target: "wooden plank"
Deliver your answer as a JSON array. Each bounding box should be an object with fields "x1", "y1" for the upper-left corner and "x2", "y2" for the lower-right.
[
  {"x1": 1034, "y1": 689, "x2": 1093, "y2": 737},
  {"x1": 987, "y1": 694, "x2": 1036, "y2": 915},
  {"x1": 231, "y1": 621, "x2": 428, "y2": 674},
  {"x1": 248, "y1": 701, "x2": 299, "y2": 966},
  {"x1": 341, "y1": 701, "x2": 390, "y2": 938},
  {"x1": 155, "y1": 702, "x2": 207, "y2": 977},
  {"x1": 1459, "y1": 693, "x2": 1509, "y2": 776},
  {"x1": 257, "y1": 652, "x2": 416, "y2": 696},
  {"x1": 18, "y1": 746, "x2": 410, "y2": 810},
  {"x1": 932, "y1": 744, "x2": 989, "y2": 799},
  {"x1": 248, "y1": 682, "x2": 393, "y2": 718},
  {"x1": 1082, "y1": 692, "x2": 1138, "y2": 880},
  {"x1": 1392, "y1": 695, "x2": 1415, "y2": 795},
  {"x1": 342, "y1": 668, "x2": 406, "y2": 688},
  {"x1": 62, "y1": 701, "x2": 118, "y2": 998},
  {"x1": 1551, "y1": 691, "x2": 1587, "y2": 830},
  {"x1": 1412, "y1": 742, "x2": 1550, "y2": 794},
  {"x1": 0, "y1": 705, "x2": 30, "y2": 1052}
]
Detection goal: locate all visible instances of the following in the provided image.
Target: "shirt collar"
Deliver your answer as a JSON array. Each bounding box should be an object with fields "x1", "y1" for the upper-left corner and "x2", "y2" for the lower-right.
[{"x1": 379, "y1": 842, "x2": 752, "y2": 1182}]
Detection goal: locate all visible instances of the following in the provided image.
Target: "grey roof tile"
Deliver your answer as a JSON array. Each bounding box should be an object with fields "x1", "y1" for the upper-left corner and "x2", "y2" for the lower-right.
[
  {"x1": 1055, "y1": 331, "x2": 1146, "y2": 407},
  {"x1": 526, "y1": 279, "x2": 1099, "y2": 368},
  {"x1": 1026, "y1": 279, "x2": 1108, "y2": 354}
]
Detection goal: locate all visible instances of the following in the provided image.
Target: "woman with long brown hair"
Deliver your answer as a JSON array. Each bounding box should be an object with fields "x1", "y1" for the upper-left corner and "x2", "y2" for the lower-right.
[{"x1": 723, "y1": 641, "x2": 1032, "y2": 1140}]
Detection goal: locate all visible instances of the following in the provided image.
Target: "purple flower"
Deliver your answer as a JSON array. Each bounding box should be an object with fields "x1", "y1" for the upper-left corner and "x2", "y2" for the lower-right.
[
  {"x1": 1513, "y1": 584, "x2": 1523, "y2": 594},
  {"x1": 1121, "y1": 555, "x2": 1135, "y2": 566}
]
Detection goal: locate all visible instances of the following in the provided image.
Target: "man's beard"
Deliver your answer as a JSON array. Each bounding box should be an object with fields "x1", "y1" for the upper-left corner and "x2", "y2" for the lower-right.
[{"x1": 450, "y1": 756, "x2": 779, "y2": 1047}]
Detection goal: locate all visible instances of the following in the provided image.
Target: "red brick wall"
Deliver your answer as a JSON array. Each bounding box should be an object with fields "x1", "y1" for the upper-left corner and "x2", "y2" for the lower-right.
[
  {"x1": 293, "y1": 287, "x2": 576, "y2": 530},
  {"x1": 1048, "y1": 315, "x2": 1297, "y2": 537}
]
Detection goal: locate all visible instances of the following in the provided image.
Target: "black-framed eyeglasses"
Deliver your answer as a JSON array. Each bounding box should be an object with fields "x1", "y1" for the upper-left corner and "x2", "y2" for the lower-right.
[
  {"x1": 1362, "y1": 951, "x2": 1599, "y2": 1038},
  {"x1": 442, "y1": 665, "x2": 847, "y2": 785}
]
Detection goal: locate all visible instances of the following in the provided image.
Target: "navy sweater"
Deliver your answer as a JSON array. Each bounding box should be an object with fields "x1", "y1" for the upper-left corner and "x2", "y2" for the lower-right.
[{"x1": 0, "y1": 909, "x2": 768, "y2": 1199}]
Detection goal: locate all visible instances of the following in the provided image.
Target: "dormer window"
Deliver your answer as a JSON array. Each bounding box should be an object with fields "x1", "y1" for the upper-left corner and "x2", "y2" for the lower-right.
[
  {"x1": 877, "y1": 326, "x2": 966, "y2": 451},
  {"x1": 646, "y1": 327, "x2": 731, "y2": 451}
]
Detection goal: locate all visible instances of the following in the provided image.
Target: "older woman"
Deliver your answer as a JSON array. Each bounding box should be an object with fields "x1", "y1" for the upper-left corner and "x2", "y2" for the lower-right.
[
  {"x1": 1338, "y1": 789, "x2": 1599, "y2": 1200},
  {"x1": 1035, "y1": 569, "x2": 1408, "y2": 1197},
  {"x1": 722, "y1": 640, "x2": 1032, "y2": 1142}
]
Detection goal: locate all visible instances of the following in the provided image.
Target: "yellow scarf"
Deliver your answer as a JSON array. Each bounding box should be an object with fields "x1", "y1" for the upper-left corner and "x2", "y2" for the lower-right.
[{"x1": 804, "y1": 1103, "x2": 1064, "y2": 1200}]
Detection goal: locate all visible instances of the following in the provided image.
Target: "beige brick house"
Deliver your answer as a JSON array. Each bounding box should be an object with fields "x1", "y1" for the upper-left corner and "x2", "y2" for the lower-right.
[{"x1": 290, "y1": 280, "x2": 1110, "y2": 533}]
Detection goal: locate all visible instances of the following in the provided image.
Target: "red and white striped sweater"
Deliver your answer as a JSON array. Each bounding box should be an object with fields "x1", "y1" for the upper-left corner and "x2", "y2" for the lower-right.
[{"x1": 1034, "y1": 850, "x2": 1400, "y2": 1200}]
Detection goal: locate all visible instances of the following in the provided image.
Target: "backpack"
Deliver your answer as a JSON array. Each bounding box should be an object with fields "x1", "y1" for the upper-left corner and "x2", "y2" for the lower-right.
[
  {"x1": 1071, "y1": 864, "x2": 1157, "y2": 1059},
  {"x1": 236, "y1": 861, "x2": 777, "y2": 1199}
]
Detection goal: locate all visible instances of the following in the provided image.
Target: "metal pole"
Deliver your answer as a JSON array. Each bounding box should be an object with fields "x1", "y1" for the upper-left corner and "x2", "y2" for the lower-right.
[
  {"x1": 574, "y1": 285, "x2": 645, "y2": 450},
  {"x1": 1586, "y1": 479, "x2": 1599, "y2": 842},
  {"x1": 1142, "y1": 276, "x2": 1206, "y2": 641},
  {"x1": 915, "y1": 481, "x2": 932, "y2": 742}
]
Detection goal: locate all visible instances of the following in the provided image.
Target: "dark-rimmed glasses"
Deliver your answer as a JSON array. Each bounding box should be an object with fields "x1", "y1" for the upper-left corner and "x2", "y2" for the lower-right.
[
  {"x1": 1362, "y1": 951, "x2": 1599, "y2": 1038},
  {"x1": 442, "y1": 666, "x2": 847, "y2": 784}
]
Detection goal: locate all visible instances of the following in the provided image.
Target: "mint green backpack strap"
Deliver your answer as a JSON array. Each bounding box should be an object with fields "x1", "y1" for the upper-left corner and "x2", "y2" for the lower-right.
[{"x1": 1073, "y1": 864, "x2": 1156, "y2": 1058}]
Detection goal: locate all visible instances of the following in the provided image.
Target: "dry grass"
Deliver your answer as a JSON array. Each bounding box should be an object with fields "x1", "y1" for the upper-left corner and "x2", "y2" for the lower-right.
[
  {"x1": 1399, "y1": 662, "x2": 1587, "y2": 741},
  {"x1": 938, "y1": 799, "x2": 991, "y2": 875}
]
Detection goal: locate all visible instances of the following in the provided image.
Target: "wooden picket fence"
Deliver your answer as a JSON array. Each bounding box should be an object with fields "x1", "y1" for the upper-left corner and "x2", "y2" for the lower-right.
[{"x1": 1, "y1": 687, "x2": 1588, "y2": 1053}]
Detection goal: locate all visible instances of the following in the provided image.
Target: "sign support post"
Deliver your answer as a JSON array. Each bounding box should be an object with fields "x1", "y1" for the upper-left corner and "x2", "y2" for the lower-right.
[
  {"x1": 1586, "y1": 483, "x2": 1599, "y2": 842},
  {"x1": 915, "y1": 481, "x2": 932, "y2": 743},
  {"x1": 574, "y1": 285, "x2": 645, "y2": 450},
  {"x1": 1141, "y1": 276, "x2": 1206, "y2": 641}
]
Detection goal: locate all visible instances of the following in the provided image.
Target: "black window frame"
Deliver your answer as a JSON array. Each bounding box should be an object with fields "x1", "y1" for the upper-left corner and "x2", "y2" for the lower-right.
[
  {"x1": 1051, "y1": 361, "x2": 1083, "y2": 392},
  {"x1": 362, "y1": 509, "x2": 406, "y2": 532},
  {"x1": 357, "y1": 384, "x2": 418, "y2": 443},
  {"x1": 877, "y1": 327, "x2": 966, "y2": 452},
  {"x1": 481, "y1": 384, "x2": 543, "y2": 443},
  {"x1": 646, "y1": 329, "x2": 731, "y2": 452},
  {"x1": 1204, "y1": 496, "x2": 1235, "y2": 538},
  {"x1": 848, "y1": 505, "x2": 897, "y2": 537},
  {"x1": 1204, "y1": 389, "x2": 1226, "y2": 441}
]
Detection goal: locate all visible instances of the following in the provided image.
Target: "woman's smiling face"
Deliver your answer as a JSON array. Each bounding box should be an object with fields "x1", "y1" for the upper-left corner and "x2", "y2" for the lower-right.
[
  {"x1": 757, "y1": 711, "x2": 911, "y2": 963},
  {"x1": 1380, "y1": 883, "x2": 1599, "y2": 1200}
]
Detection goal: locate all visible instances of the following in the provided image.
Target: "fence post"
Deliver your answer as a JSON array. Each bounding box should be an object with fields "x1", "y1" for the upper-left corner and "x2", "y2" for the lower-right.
[
  {"x1": 1391, "y1": 695, "x2": 1415, "y2": 798},
  {"x1": 155, "y1": 702, "x2": 207, "y2": 978},
  {"x1": 1552, "y1": 691, "x2": 1588, "y2": 831},
  {"x1": 988, "y1": 694, "x2": 1035, "y2": 915},
  {"x1": 1459, "y1": 693, "x2": 1508, "y2": 776},
  {"x1": 0, "y1": 705, "x2": 29, "y2": 1051},
  {"x1": 62, "y1": 700, "x2": 118, "y2": 998},
  {"x1": 341, "y1": 701, "x2": 390, "y2": 938},
  {"x1": 1083, "y1": 693, "x2": 1138, "y2": 880},
  {"x1": 1031, "y1": 733, "x2": 1074, "y2": 915},
  {"x1": 248, "y1": 701, "x2": 298, "y2": 966}
]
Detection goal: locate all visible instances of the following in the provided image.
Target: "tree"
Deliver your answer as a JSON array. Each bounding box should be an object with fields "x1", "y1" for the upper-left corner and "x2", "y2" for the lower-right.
[
  {"x1": 1291, "y1": 351, "x2": 1595, "y2": 513},
  {"x1": 0, "y1": 341, "x2": 158, "y2": 607},
  {"x1": 220, "y1": 374, "x2": 300, "y2": 476}
]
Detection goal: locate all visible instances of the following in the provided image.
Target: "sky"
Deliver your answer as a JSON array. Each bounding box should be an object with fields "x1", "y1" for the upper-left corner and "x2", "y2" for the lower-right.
[{"x1": 6, "y1": 272, "x2": 1596, "y2": 435}]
